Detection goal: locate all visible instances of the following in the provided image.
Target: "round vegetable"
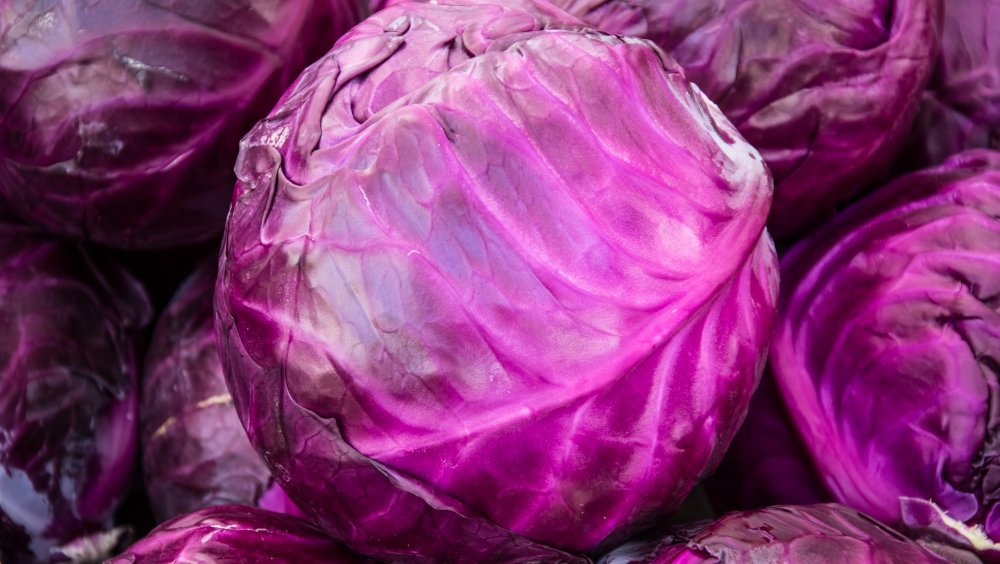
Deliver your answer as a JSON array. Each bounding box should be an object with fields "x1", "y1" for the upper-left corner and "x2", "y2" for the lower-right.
[
  {"x1": 0, "y1": 0, "x2": 365, "y2": 249},
  {"x1": 215, "y1": 0, "x2": 779, "y2": 559},
  {"x1": 142, "y1": 259, "x2": 303, "y2": 523},
  {"x1": 0, "y1": 220, "x2": 151, "y2": 562},
  {"x1": 599, "y1": 504, "x2": 951, "y2": 563},
  {"x1": 771, "y1": 149, "x2": 1000, "y2": 556},
  {"x1": 107, "y1": 505, "x2": 368, "y2": 563},
  {"x1": 548, "y1": 0, "x2": 942, "y2": 238}
]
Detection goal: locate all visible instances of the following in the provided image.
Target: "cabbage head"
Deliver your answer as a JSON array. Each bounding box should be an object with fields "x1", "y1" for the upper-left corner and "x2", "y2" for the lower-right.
[
  {"x1": 0, "y1": 0, "x2": 365, "y2": 249},
  {"x1": 215, "y1": 0, "x2": 779, "y2": 560},
  {"x1": 771, "y1": 149, "x2": 1000, "y2": 557}
]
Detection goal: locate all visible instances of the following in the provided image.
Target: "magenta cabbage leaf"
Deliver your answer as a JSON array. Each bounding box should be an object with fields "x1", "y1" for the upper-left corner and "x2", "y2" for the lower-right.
[
  {"x1": 0, "y1": 0, "x2": 365, "y2": 249},
  {"x1": 771, "y1": 149, "x2": 1000, "y2": 556},
  {"x1": 0, "y1": 220, "x2": 151, "y2": 562},
  {"x1": 215, "y1": 0, "x2": 779, "y2": 560}
]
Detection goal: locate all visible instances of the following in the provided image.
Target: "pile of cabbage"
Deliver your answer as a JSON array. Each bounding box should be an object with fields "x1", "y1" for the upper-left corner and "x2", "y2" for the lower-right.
[{"x1": 0, "y1": 0, "x2": 996, "y2": 562}]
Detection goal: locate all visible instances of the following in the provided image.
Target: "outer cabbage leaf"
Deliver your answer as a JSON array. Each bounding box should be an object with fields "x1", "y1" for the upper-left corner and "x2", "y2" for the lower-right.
[
  {"x1": 548, "y1": 0, "x2": 942, "y2": 238},
  {"x1": 106, "y1": 505, "x2": 369, "y2": 563},
  {"x1": 142, "y1": 259, "x2": 303, "y2": 523},
  {"x1": 898, "y1": 0, "x2": 1000, "y2": 168},
  {"x1": 0, "y1": 0, "x2": 365, "y2": 249},
  {"x1": 215, "y1": 0, "x2": 780, "y2": 560},
  {"x1": 0, "y1": 221, "x2": 151, "y2": 562},
  {"x1": 771, "y1": 149, "x2": 1000, "y2": 556},
  {"x1": 599, "y1": 504, "x2": 951, "y2": 563}
]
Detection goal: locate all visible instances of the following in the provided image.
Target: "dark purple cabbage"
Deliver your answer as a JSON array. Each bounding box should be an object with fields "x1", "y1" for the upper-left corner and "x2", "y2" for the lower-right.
[
  {"x1": 0, "y1": 221, "x2": 151, "y2": 562},
  {"x1": 599, "y1": 504, "x2": 951, "y2": 563},
  {"x1": 107, "y1": 505, "x2": 369, "y2": 563},
  {"x1": 899, "y1": 0, "x2": 1000, "y2": 168},
  {"x1": 215, "y1": 0, "x2": 779, "y2": 560},
  {"x1": 771, "y1": 149, "x2": 1000, "y2": 556},
  {"x1": 141, "y1": 260, "x2": 303, "y2": 523},
  {"x1": 0, "y1": 0, "x2": 365, "y2": 249},
  {"x1": 549, "y1": 0, "x2": 942, "y2": 238}
]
